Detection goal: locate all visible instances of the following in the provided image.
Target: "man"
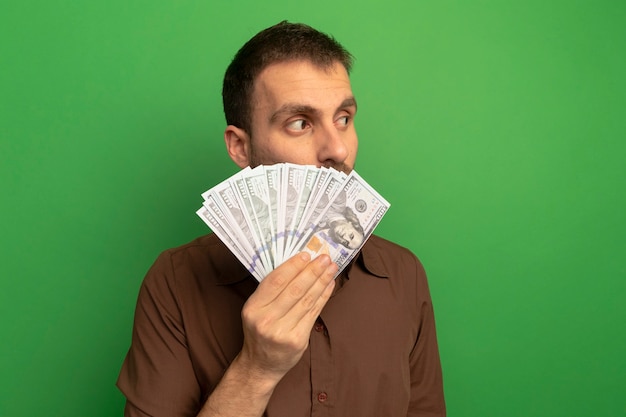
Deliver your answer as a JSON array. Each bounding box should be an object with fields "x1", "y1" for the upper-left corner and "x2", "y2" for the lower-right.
[{"x1": 118, "y1": 21, "x2": 446, "y2": 417}]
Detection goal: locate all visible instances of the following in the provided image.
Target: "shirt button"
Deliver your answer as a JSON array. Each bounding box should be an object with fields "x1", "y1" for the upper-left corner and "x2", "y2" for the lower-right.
[
  {"x1": 317, "y1": 392, "x2": 328, "y2": 403},
  {"x1": 314, "y1": 322, "x2": 325, "y2": 332}
]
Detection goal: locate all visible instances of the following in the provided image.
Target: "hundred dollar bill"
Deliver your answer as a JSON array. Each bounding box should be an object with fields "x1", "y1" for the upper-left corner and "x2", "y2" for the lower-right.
[
  {"x1": 231, "y1": 170, "x2": 273, "y2": 272},
  {"x1": 200, "y1": 170, "x2": 269, "y2": 277},
  {"x1": 201, "y1": 170, "x2": 253, "y2": 253},
  {"x1": 264, "y1": 164, "x2": 282, "y2": 265},
  {"x1": 284, "y1": 166, "x2": 332, "y2": 255},
  {"x1": 286, "y1": 167, "x2": 345, "y2": 255},
  {"x1": 210, "y1": 175, "x2": 272, "y2": 274},
  {"x1": 279, "y1": 164, "x2": 307, "y2": 262},
  {"x1": 196, "y1": 204, "x2": 265, "y2": 281},
  {"x1": 284, "y1": 166, "x2": 319, "y2": 258},
  {"x1": 197, "y1": 164, "x2": 389, "y2": 281},
  {"x1": 242, "y1": 166, "x2": 276, "y2": 269},
  {"x1": 294, "y1": 170, "x2": 390, "y2": 276}
]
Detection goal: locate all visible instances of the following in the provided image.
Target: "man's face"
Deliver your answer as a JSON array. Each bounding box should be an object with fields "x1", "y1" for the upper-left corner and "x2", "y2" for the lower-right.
[
  {"x1": 330, "y1": 220, "x2": 364, "y2": 249},
  {"x1": 245, "y1": 60, "x2": 358, "y2": 173}
]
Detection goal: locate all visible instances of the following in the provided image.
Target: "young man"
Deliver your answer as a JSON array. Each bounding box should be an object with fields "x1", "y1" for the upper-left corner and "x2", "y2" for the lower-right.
[{"x1": 118, "y1": 21, "x2": 446, "y2": 417}]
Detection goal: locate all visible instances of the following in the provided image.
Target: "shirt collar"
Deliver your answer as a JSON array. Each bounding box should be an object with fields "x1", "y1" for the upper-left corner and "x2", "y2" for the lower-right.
[
  {"x1": 352, "y1": 235, "x2": 390, "y2": 279},
  {"x1": 212, "y1": 235, "x2": 390, "y2": 285}
]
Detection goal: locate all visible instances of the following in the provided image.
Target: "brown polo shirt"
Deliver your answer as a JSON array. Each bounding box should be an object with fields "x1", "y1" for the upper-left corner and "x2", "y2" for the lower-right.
[{"x1": 117, "y1": 233, "x2": 445, "y2": 416}]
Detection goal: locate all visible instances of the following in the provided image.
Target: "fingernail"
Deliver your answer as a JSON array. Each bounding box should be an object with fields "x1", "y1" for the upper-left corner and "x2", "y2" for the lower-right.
[
  {"x1": 317, "y1": 255, "x2": 331, "y2": 267},
  {"x1": 298, "y1": 252, "x2": 311, "y2": 262}
]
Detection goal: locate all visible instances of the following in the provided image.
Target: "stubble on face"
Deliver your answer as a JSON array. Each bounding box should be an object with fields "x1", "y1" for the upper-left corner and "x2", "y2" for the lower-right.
[{"x1": 247, "y1": 142, "x2": 354, "y2": 173}]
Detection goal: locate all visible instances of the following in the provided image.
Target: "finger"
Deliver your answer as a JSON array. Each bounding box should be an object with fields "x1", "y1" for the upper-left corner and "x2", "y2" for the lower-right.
[
  {"x1": 247, "y1": 254, "x2": 336, "y2": 328},
  {"x1": 251, "y1": 252, "x2": 312, "y2": 306},
  {"x1": 277, "y1": 256, "x2": 338, "y2": 329},
  {"x1": 301, "y1": 272, "x2": 336, "y2": 323},
  {"x1": 292, "y1": 263, "x2": 337, "y2": 329}
]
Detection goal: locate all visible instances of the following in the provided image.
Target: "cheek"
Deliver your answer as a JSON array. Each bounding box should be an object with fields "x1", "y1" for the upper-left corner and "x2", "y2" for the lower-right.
[
  {"x1": 253, "y1": 138, "x2": 318, "y2": 165},
  {"x1": 348, "y1": 130, "x2": 359, "y2": 153},
  {"x1": 346, "y1": 136, "x2": 359, "y2": 165},
  {"x1": 279, "y1": 140, "x2": 321, "y2": 164}
]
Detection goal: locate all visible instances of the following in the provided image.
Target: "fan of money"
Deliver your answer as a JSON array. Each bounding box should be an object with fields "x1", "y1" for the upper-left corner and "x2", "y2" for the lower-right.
[{"x1": 196, "y1": 163, "x2": 390, "y2": 281}]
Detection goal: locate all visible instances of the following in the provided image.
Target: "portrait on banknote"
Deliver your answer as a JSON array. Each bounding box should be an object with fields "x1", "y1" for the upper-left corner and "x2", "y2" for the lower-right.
[{"x1": 197, "y1": 163, "x2": 389, "y2": 281}]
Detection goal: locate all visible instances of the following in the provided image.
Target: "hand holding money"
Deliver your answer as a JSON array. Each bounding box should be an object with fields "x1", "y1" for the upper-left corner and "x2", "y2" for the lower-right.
[
  {"x1": 200, "y1": 251, "x2": 337, "y2": 416},
  {"x1": 237, "y1": 252, "x2": 337, "y2": 379},
  {"x1": 196, "y1": 163, "x2": 390, "y2": 281}
]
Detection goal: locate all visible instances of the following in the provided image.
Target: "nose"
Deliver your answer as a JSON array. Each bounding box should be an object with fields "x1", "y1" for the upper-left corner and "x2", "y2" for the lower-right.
[{"x1": 317, "y1": 125, "x2": 349, "y2": 168}]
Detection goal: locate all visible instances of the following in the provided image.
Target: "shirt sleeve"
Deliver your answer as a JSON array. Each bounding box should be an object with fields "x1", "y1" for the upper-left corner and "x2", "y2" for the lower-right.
[
  {"x1": 117, "y1": 251, "x2": 202, "y2": 417},
  {"x1": 407, "y1": 256, "x2": 447, "y2": 417}
]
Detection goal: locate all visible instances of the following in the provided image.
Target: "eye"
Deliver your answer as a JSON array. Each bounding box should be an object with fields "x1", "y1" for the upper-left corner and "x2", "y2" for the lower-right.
[
  {"x1": 336, "y1": 115, "x2": 350, "y2": 127},
  {"x1": 286, "y1": 119, "x2": 310, "y2": 131}
]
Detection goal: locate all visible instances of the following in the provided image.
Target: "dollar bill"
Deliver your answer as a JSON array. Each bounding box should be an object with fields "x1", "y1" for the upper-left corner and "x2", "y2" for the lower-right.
[
  {"x1": 264, "y1": 164, "x2": 281, "y2": 265},
  {"x1": 286, "y1": 168, "x2": 344, "y2": 255},
  {"x1": 280, "y1": 163, "x2": 307, "y2": 262},
  {"x1": 231, "y1": 171, "x2": 274, "y2": 271},
  {"x1": 284, "y1": 166, "x2": 319, "y2": 257},
  {"x1": 242, "y1": 166, "x2": 276, "y2": 269},
  {"x1": 294, "y1": 170, "x2": 390, "y2": 276},
  {"x1": 210, "y1": 174, "x2": 271, "y2": 274},
  {"x1": 197, "y1": 164, "x2": 389, "y2": 281},
  {"x1": 196, "y1": 204, "x2": 265, "y2": 281}
]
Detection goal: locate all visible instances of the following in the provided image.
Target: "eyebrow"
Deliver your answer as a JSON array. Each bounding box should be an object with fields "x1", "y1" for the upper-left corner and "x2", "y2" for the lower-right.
[{"x1": 269, "y1": 97, "x2": 358, "y2": 124}]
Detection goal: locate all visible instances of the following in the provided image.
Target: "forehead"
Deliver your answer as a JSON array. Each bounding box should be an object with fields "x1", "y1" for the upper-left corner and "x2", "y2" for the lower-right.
[{"x1": 251, "y1": 60, "x2": 353, "y2": 111}]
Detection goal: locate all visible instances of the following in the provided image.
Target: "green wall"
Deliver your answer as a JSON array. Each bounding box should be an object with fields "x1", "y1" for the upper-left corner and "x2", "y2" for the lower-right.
[{"x1": 1, "y1": 1, "x2": 624, "y2": 416}]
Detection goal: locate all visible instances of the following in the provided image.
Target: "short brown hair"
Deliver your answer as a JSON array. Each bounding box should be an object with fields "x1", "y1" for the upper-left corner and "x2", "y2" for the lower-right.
[{"x1": 222, "y1": 21, "x2": 353, "y2": 134}]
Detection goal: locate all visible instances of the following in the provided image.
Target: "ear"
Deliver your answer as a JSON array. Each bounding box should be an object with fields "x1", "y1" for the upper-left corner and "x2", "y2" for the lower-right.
[{"x1": 224, "y1": 125, "x2": 251, "y2": 168}]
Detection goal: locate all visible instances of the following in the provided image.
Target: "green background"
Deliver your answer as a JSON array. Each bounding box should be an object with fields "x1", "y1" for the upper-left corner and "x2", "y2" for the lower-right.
[{"x1": 1, "y1": 1, "x2": 624, "y2": 416}]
